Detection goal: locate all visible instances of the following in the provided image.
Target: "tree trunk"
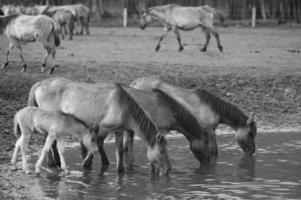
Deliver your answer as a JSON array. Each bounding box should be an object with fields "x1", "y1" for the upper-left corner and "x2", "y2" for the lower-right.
[
  {"x1": 95, "y1": 0, "x2": 104, "y2": 19},
  {"x1": 260, "y1": 0, "x2": 267, "y2": 20}
]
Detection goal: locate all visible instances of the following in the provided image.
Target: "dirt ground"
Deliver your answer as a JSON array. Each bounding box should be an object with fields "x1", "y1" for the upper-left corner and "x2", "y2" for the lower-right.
[{"x1": 0, "y1": 26, "x2": 301, "y2": 199}]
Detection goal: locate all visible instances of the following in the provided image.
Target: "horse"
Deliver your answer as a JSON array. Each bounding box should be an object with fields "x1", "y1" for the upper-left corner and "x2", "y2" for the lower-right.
[
  {"x1": 131, "y1": 76, "x2": 257, "y2": 156},
  {"x1": 11, "y1": 106, "x2": 99, "y2": 175},
  {"x1": 0, "y1": 14, "x2": 60, "y2": 74},
  {"x1": 28, "y1": 77, "x2": 172, "y2": 176},
  {"x1": 28, "y1": 77, "x2": 217, "y2": 172},
  {"x1": 139, "y1": 4, "x2": 223, "y2": 52},
  {"x1": 43, "y1": 8, "x2": 75, "y2": 40},
  {"x1": 46, "y1": 4, "x2": 90, "y2": 35}
]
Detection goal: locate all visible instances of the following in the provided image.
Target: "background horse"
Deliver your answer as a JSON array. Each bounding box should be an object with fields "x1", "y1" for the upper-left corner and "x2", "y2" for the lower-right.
[
  {"x1": 43, "y1": 8, "x2": 75, "y2": 40},
  {"x1": 139, "y1": 4, "x2": 223, "y2": 52},
  {"x1": 28, "y1": 77, "x2": 171, "y2": 176},
  {"x1": 131, "y1": 76, "x2": 257, "y2": 156},
  {"x1": 11, "y1": 106, "x2": 98, "y2": 174},
  {"x1": 0, "y1": 14, "x2": 60, "y2": 73},
  {"x1": 46, "y1": 4, "x2": 90, "y2": 35}
]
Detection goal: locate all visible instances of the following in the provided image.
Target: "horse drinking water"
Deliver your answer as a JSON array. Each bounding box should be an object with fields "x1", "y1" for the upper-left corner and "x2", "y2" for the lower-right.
[
  {"x1": 28, "y1": 77, "x2": 172, "y2": 176},
  {"x1": 0, "y1": 14, "x2": 60, "y2": 73},
  {"x1": 11, "y1": 106, "x2": 98, "y2": 174},
  {"x1": 131, "y1": 76, "x2": 257, "y2": 156},
  {"x1": 139, "y1": 4, "x2": 223, "y2": 52}
]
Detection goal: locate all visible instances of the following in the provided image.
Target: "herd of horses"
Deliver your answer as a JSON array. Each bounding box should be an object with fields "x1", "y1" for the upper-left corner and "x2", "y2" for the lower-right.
[{"x1": 1, "y1": 4, "x2": 256, "y2": 177}]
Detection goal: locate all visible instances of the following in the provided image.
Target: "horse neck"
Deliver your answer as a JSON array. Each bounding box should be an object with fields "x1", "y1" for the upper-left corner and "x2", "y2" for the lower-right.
[
  {"x1": 221, "y1": 114, "x2": 248, "y2": 131},
  {"x1": 127, "y1": 116, "x2": 157, "y2": 147},
  {"x1": 149, "y1": 8, "x2": 167, "y2": 23},
  {"x1": 0, "y1": 14, "x2": 18, "y2": 30}
]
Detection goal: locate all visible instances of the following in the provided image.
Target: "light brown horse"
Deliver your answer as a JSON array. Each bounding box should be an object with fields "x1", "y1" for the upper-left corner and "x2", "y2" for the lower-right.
[
  {"x1": 28, "y1": 77, "x2": 217, "y2": 172},
  {"x1": 11, "y1": 106, "x2": 98, "y2": 174},
  {"x1": 0, "y1": 14, "x2": 60, "y2": 73},
  {"x1": 28, "y1": 77, "x2": 172, "y2": 176},
  {"x1": 131, "y1": 76, "x2": 257, "y2": 156},
  {"x1": 139, "y1": 4, "x2": 223, "y2": 52}
]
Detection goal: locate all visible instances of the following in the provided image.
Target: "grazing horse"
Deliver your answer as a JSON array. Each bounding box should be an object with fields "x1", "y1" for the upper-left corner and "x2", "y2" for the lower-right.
[
  {"x1": 43, "y1": 9, "x2": 75, "y2": 40},
  {"x1": 28, "y1": 77, "x2": 172, "y2": 175},
  {"x1": 28, "y1": 77, "x2": 217, "y2": 172},
  {"x1": 0, "y1": 14, "x2": 60, "y2": 73},
  {"x1": 47, "y1": 4, "x2": 90, "y2": 35},
  {"x1": 11, "y1": 106, "x2": 98, "y2": 174},
  {"x1": 139, "y1": 4, "x2": 223, "y2": 52},
  {"x1": 131, "y1": 76, "x2": 257, "y2": 156}
]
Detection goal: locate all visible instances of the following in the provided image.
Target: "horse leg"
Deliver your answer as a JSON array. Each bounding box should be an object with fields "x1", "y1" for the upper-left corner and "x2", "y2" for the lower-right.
[
  {"x1": 155, "y1": 27, "x2": 170, "y2": 52},
  {"x1": 36, "y1": 134, "x2": 56, "y2": 174},
  {"x1": 68, "y1": 20, "x2": 74, "y2": 40},
  {"x1": 20, "y1": 134, "x2": 31, "y2": 174},
  {"x1": 47, "y1": 140, "x2": 61, "y2": 168},
  {"x1": 85, "y1": 18, "x2": 90, "y2": 35},
  {"x1": 97, "y1": 135, "x2": 110, "y2": 166},
  {"x1": 16, "y1": 45, "x2": 27, "y2": 72},
  {"x1": 173, "y1": 27, "x2": 184, "y2": 51},
  {"x1": 60, "y1": 24, "x2": 65, "y2": 40},
  {"x1": 41, "y1": 47, "x2": 51, "y2": 73},
  {"x1": 115, "y1": 132, "x2": 124, "y2": 172},
  {"x1": 79, "y1": 17, "x2": 84, "y2": 35},
  {"x1": 123, "y1": 130, "x2": 134, "y2": 171},
  {"x1": 56, "y1": 138, "x2": 68, "y2": 175},
  {"x1": 206, "y1": 26, "x2": 223, "y2": 52},
  {"x1": 11, "y1": 138, "x2": 22, "y2": 170},
  {"x1": 48, "y1": 49, "x2": 58, "y2": 74},
  {"x1": 200, "y1": 28, "x2": 211, "y2": 52},
  {"x1": 1, "y1": 43, "x2": 14, "y2": 69}
]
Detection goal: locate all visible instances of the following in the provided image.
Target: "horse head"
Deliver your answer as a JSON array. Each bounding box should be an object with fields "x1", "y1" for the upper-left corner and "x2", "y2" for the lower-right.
[
  {"x1": 139, "y1": 8, "x2": 152, "y2": 30},
  {"x1": 82, "y1": 127, "x2": 99, "y2": 155},
  {"x1": 147, "y1": 132, "x2": 171, "y2": 176},
  {"x1": 236, "y1": 113, "x2": 257, "y2": 156}
]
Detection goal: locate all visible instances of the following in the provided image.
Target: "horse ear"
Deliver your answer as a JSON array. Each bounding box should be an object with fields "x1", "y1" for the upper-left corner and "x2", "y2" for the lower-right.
[{"x1": 247, "y1": 113, "x2": 255, "y2": 125}]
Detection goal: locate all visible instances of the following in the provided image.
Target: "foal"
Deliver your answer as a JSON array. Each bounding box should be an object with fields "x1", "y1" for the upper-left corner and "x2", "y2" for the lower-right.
[{"x1": 11, "y1": 106, "x2": 98, "y2": 174}]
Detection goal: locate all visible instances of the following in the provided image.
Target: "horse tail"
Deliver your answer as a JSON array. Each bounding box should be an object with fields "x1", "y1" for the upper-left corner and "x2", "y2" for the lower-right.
[
  {"x1": 47, "y1": 21, "x2": 60, "y2": 47},
  {"x1": 13, "y1": 114, "x2": 21, "y2": 138},
  {"x1": 28, "y1": 81, "x2": 40, "y2": 107}
]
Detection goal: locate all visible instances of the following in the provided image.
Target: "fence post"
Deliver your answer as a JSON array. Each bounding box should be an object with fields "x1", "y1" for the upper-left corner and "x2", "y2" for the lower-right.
[
  {"x1": 252, "y1": 0, "x2": 257, "y2": 27},
  {"x1": 123, "y1": 0, "x2": 128, "y2": 27}
]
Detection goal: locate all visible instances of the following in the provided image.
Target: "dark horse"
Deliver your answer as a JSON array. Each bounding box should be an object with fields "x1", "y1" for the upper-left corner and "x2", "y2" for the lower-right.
[
  {"x1": 131, "y1": 76, "x2": 257, "y2": 156},
  {"x1": 139, "y1": 4, "x2": 223, "y2": 52}
]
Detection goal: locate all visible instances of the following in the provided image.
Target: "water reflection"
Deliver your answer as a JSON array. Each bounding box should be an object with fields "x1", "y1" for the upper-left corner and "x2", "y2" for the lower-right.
[
  {"x1": 27, "y1": 132, "x2": 301, "y2": 199},
  {"x1": 236, "y1": 156, "x2": 256, "y2": 181}
]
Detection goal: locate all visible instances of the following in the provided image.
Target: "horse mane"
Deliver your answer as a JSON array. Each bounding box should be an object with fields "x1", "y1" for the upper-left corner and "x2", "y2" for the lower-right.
[
  {"x1": 194, "y1": 89, "x2": 248, "y2": 127},
  {"x1": 153, "y1": 88, "x2": 209, "y2": 141},
  {"x1": 149, "y1": 4, "x2": 178, "y2": 13},
  {"x1": 115, "y1": 83, "x2": 159, "y2": 147},
  {"x1": 0, "y1": 13, "x2": 19, "y2": 28}
]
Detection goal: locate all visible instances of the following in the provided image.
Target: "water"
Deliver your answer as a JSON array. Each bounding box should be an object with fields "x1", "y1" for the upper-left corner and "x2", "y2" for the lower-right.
[{"x1": 27, "y1": 132, "x2": 301, "y2": 199}]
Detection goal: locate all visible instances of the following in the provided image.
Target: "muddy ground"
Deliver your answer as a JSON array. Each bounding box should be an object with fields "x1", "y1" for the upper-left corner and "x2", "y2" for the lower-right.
[{"x1": 0, "y1": 26, "x2": 301, "y2": 199}]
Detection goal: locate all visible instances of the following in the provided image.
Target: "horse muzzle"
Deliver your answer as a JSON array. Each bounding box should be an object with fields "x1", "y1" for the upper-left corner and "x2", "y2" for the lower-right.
[{"x1": 139, "y1": 23, "x2": 146, "y2": 30}]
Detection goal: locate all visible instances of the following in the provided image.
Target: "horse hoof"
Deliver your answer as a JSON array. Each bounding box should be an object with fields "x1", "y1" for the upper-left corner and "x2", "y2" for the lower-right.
[
  {"x1": 200, "y1": 48, "x2": 207, "y2": 52},
  {"x1": 61, "y1": 169, "x2": 69, "y2": 175},
  {"x1": 10, "y1": 165, "x2": 18, "y2": 171},
  {"x1": 155, "y1": 46, "x2": 160, "y2": 52},
  {"x1": 21, "y1": 64, "x2": 27, "y2": 72},
  {"x1": 178, "y1": 46, "x2": 184, "y2": 52},
  {"x1": 219, "y1": 46, "x2": 223, "y2": 52},
  {"x1": 1, "y1": 62, "x2": 8, "y2": 69},
  {"x1": 48, "y1": 68, "x2": 55, "y2": 74}
]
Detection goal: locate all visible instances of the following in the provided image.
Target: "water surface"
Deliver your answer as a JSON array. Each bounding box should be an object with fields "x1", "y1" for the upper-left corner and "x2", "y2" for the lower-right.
[{"x1": 27, "y1": 132, "x2": 301, "y2": 199}]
